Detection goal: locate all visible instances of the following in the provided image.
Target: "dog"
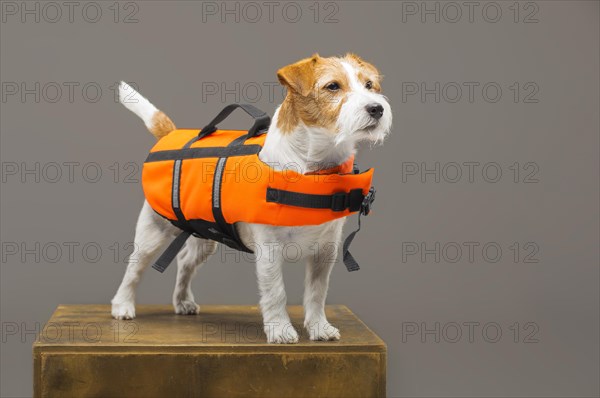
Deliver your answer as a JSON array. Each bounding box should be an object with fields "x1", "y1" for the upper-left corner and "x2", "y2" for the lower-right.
[{"x1": 111, "y1": 53, "x2": 392, "y2": 343}]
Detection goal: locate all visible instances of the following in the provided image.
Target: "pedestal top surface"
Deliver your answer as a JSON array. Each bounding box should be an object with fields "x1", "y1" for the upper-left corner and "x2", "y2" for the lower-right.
[{"x1": 34, "y1": 305, "x2": 385, "y2": 353}]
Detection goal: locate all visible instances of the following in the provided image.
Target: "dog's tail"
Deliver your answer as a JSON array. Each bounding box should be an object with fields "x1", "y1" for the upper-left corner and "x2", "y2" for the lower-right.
[{"x1": 118, "y1": 81, "x2": 176, "y2": 139}]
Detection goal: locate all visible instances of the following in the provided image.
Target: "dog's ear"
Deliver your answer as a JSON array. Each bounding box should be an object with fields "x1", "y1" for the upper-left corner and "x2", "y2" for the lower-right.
[{"x1": 277, "y1": 54, "x2": 320, "y2": 97}]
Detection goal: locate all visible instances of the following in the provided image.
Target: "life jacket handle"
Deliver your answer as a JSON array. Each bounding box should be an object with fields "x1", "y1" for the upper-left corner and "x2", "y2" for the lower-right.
[{"x1": 198, "y1": 104, "x2": 271, "y2": 139}]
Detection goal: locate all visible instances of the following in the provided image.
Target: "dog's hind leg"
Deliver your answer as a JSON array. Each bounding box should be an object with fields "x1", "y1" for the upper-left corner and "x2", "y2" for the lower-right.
[
  {"x1": 111, "y1": 201, "x2": 177, "y2": 320},
  {"x1": 172, "y1": 238, "x2": 217, "y2": 315}
]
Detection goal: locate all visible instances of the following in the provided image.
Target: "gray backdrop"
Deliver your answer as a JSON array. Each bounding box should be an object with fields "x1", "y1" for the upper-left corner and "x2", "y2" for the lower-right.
[{"x1": 1, "y1": 1, "x2": 599, "y2": 397}]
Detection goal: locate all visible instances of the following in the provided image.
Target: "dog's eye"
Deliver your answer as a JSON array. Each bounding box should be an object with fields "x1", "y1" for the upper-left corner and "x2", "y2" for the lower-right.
[
  {"x1": 325, "y1": 82, "x2": 340, "y2": 91},
  {"x1": 365, "y1": 81, "x2": 373, "y2": 90}
]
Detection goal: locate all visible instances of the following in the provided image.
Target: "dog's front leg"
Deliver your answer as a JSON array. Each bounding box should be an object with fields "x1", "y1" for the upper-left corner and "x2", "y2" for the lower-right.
[
  {"x1": 255, "y1": 244, "x2": 299, "y2": 344},
  {"x1": 303, "y1": 243, "x2": 341, "y2": 341}
]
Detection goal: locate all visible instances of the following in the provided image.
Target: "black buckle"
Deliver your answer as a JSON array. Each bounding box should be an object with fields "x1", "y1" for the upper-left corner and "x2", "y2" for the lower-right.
[
  {"x1": 331, "y1": 192, "x2": 348, "y2": 212},
  {"x1": 348, "y1": 189, "x2": 364, "y2": 212},
  {"x1": 360, "y1": 187, "x2": 376, "y2": 215}
]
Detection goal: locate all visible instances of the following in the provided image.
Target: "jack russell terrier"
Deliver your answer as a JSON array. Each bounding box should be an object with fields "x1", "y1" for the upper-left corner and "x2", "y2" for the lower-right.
[{"x1": 111, "y1": 53, "x2": 392, "y2": 343}]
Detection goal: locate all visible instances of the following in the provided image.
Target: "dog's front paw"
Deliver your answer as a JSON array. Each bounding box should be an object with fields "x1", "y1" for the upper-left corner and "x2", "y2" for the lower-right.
[
  {"x1": 306, "y1": 321, "x2": 341, "y2": 341},
  {"x1": 265, "y1": 322, "x2": 299, "y2": 344},
  {"x1": 112, "y1": 301, "x2": 136, "y2": 320},
  {"x1": 174, "y1": 300, "x2": 200, "y2": 315}
]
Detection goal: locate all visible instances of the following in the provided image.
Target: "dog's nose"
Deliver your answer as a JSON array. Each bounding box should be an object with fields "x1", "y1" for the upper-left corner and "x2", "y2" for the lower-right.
[{"x1": 366, "y1": 103, "x2": 384, "y2": 120}]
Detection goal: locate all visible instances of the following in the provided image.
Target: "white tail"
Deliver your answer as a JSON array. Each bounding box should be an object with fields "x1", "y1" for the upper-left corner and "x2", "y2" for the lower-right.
[{"x1": 119, "y1": 81, "x2": 175, "y2": 139}]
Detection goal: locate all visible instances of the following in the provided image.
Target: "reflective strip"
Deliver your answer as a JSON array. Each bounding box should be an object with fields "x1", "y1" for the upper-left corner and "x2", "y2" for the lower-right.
[
  {"x1": 212, "y1": 158, "x2": 226, "y2": 209},
  {"x1": 172, "y1": 159, "x2": 182, "y2": 209}
]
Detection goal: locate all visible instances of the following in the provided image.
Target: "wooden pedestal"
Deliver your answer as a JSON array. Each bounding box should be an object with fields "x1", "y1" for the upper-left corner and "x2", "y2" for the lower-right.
[{"x1": 33, "y1": 305, "x2": 386, "y2": 397}]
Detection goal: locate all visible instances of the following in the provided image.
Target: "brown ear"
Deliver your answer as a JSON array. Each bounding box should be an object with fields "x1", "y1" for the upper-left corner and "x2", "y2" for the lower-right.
[{"x1": 277, "y1": 54, "x2": 320, "y2": 97}]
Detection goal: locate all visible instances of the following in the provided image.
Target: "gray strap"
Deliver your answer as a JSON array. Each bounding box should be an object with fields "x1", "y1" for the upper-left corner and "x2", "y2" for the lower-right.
[
  {"x1": 152, "y1": 231, "x2": 191, "y2": 273},
  {"x1": 342, "y1": 213, "x2": 362, "y2": 272}
]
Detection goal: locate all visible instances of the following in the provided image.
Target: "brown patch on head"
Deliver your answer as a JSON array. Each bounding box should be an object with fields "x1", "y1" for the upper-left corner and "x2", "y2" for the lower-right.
[
  {"x1": 276, "y1": 54, "x2": 383, "y2": 134},
  {"x1": 276, "y1": 55, "x2": 349, "y2": 133},
  {"x1": 343, "y1": 53, "x2": 383, "y2": 92},
  {"x1": 150, "y1": 110, "x2": 176, "y2": 139}
]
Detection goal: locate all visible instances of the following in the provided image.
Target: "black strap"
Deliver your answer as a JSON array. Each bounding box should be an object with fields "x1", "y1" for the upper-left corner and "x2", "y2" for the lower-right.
[
  {"x1": 341, "y1": 187, "x2": 376, "y2": 272},
  {"x1": 199, "y1": 104, "x2": 270, "y2": 139},
  {"x1": 227, "y1": 132, "x2": 254, "y2": 147},
  {"x1": 145, "y1": 145, "x2": 262, "y2": 163},
  {"x1": 152, "y1": 106, "x2": 265, "y2": 274},
  {"x1": 152, "y1": 231, "x2": 191, "y2": 273},
  {"x1": 266, "y1": 184, "x2": 376, "y2": 272},
  {"x1": 342, "y1": 213, "x2": 362, "y2": 272},
  {"x1": 207, "y1": 134, "x2": 256, "y2": 253},
  {"x1": 266, "y1": 188, "x2": 364, "y2": 212}
]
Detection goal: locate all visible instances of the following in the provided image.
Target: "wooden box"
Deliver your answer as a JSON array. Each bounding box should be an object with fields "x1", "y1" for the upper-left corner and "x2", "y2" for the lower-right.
[{"x1": 33, "y1": 305, "x2": 386, "y2": 397}]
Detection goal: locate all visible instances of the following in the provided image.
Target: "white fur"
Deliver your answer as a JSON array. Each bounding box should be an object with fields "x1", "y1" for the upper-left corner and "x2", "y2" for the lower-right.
[
  {"x1": 336, "y1": 62, "x2": 393, "y2": 146},
  {"x1": 118, "y1": 82, "x2": 158, "y2": 131},
  {"x1": 259, "y1": 110, "x2": 356, "y2": 172},
  {"x1": 112, "y1": 64, "x2": 391, "y2": 343}
]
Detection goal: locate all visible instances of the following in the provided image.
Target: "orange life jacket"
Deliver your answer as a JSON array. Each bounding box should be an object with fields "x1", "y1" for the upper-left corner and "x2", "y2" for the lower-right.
[{"x1": 142, "y1": 105, "x2": 376, "y2": 272}]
